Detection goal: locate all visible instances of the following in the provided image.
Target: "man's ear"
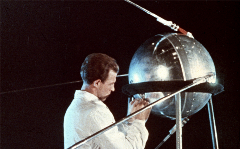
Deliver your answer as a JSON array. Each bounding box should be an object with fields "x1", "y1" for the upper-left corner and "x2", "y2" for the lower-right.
[{"x1": 93, "y1": 79, "x2": 101, "y2": 88}]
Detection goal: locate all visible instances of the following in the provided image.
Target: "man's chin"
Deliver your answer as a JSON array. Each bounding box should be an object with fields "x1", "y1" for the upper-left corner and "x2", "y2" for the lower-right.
[{"x1": 99, "y1": 95, "x2": 110, "y2": 101}]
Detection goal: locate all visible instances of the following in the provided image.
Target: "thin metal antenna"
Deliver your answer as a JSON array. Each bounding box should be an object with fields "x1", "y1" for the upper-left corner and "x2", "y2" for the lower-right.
[
  {"x1": 0, "y1": 74, "x2": 128, "y2": 95},
  {"x1": 0, "y1": 80, "x2": 83, "y2": 95},
  {"x1": 124, "y1": 0, "x2": 193, "y2": 38}
]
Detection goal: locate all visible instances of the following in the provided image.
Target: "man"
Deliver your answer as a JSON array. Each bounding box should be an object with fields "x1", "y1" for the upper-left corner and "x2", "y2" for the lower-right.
[{"x1": 64, "y1": 53, "x2": 151, "y2": 149}]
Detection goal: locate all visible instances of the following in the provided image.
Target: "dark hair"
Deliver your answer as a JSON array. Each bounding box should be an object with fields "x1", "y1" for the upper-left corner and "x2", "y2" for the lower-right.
[{"x1": 80, "y1": 53, "x2": 119, "y2": 84}]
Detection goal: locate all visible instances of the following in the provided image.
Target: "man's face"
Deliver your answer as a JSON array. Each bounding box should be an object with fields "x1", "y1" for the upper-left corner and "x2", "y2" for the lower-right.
[{"x1": 98, "y1": 70, "x2": 117, "y2": 101}]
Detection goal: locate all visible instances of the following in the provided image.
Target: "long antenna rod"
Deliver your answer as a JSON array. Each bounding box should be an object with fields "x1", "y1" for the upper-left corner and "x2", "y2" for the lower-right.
[
  {"x1": 124, "y1": 0, "x2": 193, "y2": 38},
  {"x1": 0, "y1": 74, "x2": 128, "y2": 95}
]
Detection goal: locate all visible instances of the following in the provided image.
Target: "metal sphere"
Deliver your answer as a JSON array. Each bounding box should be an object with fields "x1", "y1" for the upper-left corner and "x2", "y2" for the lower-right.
[{"x1": 128, "y1": 33, "x2": 216, "y2": 119}]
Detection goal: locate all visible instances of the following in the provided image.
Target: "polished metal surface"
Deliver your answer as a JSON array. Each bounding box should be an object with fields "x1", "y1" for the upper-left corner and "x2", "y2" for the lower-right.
[
  {"x1": 208, "y1": 98, "x2": 219, "y2": 149},
  {"x1": 128, "y1": 33, "x2": 216, "y2": 119},
  {"x1": 175, "y1": 93, "x2": 182, "y2": 149}
]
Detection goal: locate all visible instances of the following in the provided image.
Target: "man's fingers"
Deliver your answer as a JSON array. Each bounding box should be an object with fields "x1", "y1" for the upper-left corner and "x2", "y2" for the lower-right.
[
  {"x1": 134, "y1": 99, "x2": 142, "y2": 107},
  {"x1": 131, "y1": 98, "x2": 150, "y2": 108},
  {"x1": 130, "y1": 99, "x2": 139, "y2": 105},
  {"x1": 130, "y1": 99, "x2": 136, "y2": 105},
  {"x1": 143, "y1": 100, "x2": 150, "y2": 106},
  {"x1": 144, "y1": 98, "x2": 150, "y2": 103},
  {"x1": 137, "y1": 99, "x2": 149, "y2": 106}
]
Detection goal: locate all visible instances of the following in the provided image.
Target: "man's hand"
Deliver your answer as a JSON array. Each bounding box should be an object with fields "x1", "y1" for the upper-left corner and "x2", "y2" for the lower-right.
[{"x1": 128, "y1": 98, "x2": 152, "y2": 122}]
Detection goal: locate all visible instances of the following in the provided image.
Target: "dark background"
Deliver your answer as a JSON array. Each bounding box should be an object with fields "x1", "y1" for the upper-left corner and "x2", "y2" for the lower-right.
[{"x1": 1, "y1": 1, "x2": 239, "y2": 149}]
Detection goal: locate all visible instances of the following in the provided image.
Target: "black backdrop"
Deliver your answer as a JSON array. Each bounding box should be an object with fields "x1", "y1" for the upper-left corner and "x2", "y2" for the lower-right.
[{"x1": 1, "y1": 1, "x2": 239, "y2": 149}]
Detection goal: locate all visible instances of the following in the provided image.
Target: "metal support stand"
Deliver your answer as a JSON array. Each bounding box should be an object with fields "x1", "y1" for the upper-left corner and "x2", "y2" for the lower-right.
[
  {"x1": 175, "y1": 93, "x2": 182, "y2": 149},
  {"x1": 155, "y1": 117, "x2": 189, "y2": 149},
  {"x1": 207, "y1": 97, "x2": 219, "y2": 149}
]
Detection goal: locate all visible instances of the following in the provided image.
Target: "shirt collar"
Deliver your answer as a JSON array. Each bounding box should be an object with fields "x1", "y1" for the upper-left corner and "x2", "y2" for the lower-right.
[{"x1": 74, "y1": 90, "x2": 107, "y2": 107}]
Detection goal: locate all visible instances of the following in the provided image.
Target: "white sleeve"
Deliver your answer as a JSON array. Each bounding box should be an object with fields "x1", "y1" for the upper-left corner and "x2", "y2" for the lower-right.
[{"x1": 87, "y1": 107, "x2": 149, "y2": 149}]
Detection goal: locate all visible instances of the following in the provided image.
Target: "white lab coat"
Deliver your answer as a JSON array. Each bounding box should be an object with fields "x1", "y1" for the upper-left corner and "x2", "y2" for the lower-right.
[{"x1": 64, "y1": 90, "x2": 149, "y2": 149}]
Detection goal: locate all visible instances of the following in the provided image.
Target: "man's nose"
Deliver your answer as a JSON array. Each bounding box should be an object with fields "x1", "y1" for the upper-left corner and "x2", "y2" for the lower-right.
[{"x1": 111, "y1": 86, "x2": 115, "y2": 92}]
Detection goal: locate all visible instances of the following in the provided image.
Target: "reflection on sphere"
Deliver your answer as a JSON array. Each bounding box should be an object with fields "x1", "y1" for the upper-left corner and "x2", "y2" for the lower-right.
[{"x1": 128, "y1": 33, "x2": 216, "y2": 119}]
